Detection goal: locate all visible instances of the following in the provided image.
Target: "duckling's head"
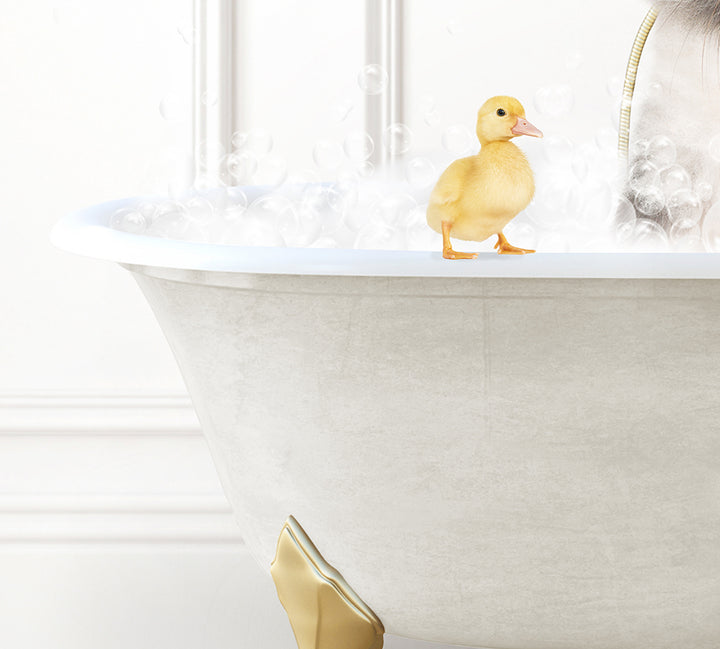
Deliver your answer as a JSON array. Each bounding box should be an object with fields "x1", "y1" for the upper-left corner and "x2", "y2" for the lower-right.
[{"x1": 476, "y1": 96, "x2": 543, "y2": 145}]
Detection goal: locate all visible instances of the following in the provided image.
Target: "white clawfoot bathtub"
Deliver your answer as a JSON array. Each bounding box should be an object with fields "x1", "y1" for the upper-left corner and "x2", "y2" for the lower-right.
[{"x1": 53, "y1": 197, "x2": 720, "y2": 649}]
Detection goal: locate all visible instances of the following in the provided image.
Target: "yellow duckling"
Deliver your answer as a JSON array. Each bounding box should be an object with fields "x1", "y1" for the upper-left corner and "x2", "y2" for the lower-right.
[{"x1": 427, "y1": 96, "x2": 543, "y2": 259}]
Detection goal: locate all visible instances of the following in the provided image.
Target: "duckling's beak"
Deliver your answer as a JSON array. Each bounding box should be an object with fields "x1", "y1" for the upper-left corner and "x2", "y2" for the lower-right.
[{"x1": 511, "y1": 117, "x2": 543, "y2": 138}]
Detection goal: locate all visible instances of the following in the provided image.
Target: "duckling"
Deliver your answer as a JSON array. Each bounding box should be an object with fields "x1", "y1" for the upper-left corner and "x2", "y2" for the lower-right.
[{"x1": 427, "y1": 96, "x2": 543, "y2": 259}]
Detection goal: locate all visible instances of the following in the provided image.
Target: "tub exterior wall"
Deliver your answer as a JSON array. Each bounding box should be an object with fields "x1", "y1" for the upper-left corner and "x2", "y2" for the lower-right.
[{"x1": 132, "y1": 268, "x2": 720, "y2": 649}]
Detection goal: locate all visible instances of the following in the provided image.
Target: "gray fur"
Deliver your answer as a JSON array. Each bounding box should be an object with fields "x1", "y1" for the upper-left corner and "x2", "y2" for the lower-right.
[{"x1": 664, "y1": 0, "x2": 720, "y2": 36}]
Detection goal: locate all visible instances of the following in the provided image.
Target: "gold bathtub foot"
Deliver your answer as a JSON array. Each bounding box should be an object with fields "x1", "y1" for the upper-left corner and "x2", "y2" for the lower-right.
[{"x1": 270, "y1": 516, "x2": 385, "y2": 649}]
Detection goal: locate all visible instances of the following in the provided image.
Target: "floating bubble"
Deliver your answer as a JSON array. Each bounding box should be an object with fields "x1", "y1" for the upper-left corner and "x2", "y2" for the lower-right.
[
  {"x1": 196, "y1": 140, "x2": 226, "y2": 170},
  {"x1": 193, "y1": 173, "x2": 224, "y2": 193},
  {"x1": 313, "y1": 139, "x2": 344, "y2": 170},
  {"x1": 201, "y1": 91, "x2": 218, "y2": 107},
  {"x1": 543, "y1": 136, "x2": 573, "y2": 164},
  {"x1": 533, "y1": 84, "x2": 574, "y2": 117},
  {"x1": 356, "y1": 160, "x2": 375, "y2": 179},
  {"x1": 231, "y1": 131, "x2": 248, "y2": 150},
  {"x1": 647, "y1": 135, "x2": 676, "y2": 168},
  {"x1": 136, "y1": 202, "x2": 158, "y2": 220},
  {"x1": 383, "y1": 123, "x2": 413, "y2": 156},
  {"x1": 255, "y1": 155, "x2": 288, "y2": 186},
  {"x1": 703, "y1": 201, "x2": 720, "y2": 251},
  {"x1": 446, "y1": 20, "x2": 463, "y2": 35},
  {"x1": 343, "y1": 131, "x2": 374, "y2": 161},
  {"x1": 275, "y1": 200, "x2": 321, "y2": 248},
  {"x1": 660, "y1": 164, "x2": 691, "y2": 196},
  {"x1": 224, "y1": 151, "x2": 258, "y2": 184},
  {"x1": 147, "y1": 203, "x2": 191, "y2": 239},
  {"x1": 670, "y1": 219, "x2": 702, "y2": 250},
  {"x1": 634, "y1": 186, "x2": 665, "y2": 217},
  {"x1": 666, "y1": 188, "x2": 702, "y2": 225},
  {"x1": 631, "y1": 218, "x2": 669, "y2": 252},
  {"x1": 406, "y1": 158, "x2": 437, "y2": 188},
  {"x1": 326, "y1": 179, "x2": 359, "y2": 217},
  {"x1": 424, "y1": 107, "x2": 441, "y2": 127},
  {"x1": 111, "y1": 208, "x2": 147, "y2": 234},
  {"x1": 628, "y1": 160, "x2": 660, "y2": 193},
  {"x1": 442, "y1": 125, "x2": 474, "y2": 156},
  {"x1": 185, "y1": 195, "x2": 214, "y2": 225},
  {"x1": 630, "y1": 139, "x2": 649, "y2": 160},
  {"x1": 159, "y1": 95, "x2": 185, "y2": 122},
  {"x1": 696, "y1": 180, "x2": 713, "y2": 202},
  {"x1": 223, "y1": 216, "x2": 286, "y2": 247},
  {"x1": 358, "y1": 64, "x2": 388, "y2": 95},
  {"x1": 354, "y1": 222, "x2": 404, "y2": 250},
  {"x1": 615, "y1": 195, "x2": 637, "y2": 242},
  {"x1": 370, "y1": 193, "x2": 417, "y2": 228},
  {"x1": 332, "y1": 99, "x2": 354, "y2": 123},
  {"x1": 247, "y1": 128, "x2": 274, "y2": 156},
  {"x1": 177, "y1": 24, "x2": 195, "y2": 45}
]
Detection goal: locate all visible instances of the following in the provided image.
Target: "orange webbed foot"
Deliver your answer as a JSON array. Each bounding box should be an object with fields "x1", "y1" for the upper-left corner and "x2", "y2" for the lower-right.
[
  {"x1": 443, "y1": 247, "x2": 478, "y2": 260},
  {"x1": 494, "y1": 233, "x2": 535, "y2": 255}
]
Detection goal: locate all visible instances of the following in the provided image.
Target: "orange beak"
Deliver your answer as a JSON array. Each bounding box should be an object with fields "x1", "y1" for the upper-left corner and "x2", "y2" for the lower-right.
[{"x1": 511, "y1": 117, "x2": 543, "y2": 138}]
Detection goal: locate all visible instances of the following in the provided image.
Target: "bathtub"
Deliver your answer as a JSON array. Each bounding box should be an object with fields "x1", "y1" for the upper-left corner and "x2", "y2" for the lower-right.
[{"x1": 53, "y1": 196, "x2": 720, "y2": 649}]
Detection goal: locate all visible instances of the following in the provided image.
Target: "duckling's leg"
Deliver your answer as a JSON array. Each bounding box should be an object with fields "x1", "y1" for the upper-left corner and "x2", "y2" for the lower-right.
[
  {"x1": 494, "y1": 232, "x2": 535, "y2": 255},
  {"x1": 442, "y1": 221, "x2": 478, "y2": 260}
]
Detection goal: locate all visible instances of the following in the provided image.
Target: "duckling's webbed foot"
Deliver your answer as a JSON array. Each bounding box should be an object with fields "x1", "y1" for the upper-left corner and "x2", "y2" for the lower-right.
[
  {"x1": 494, "y1": 232, "x2": 535, "y2": 255},
  {"x1": 441, "y1": 221, "x2": 478, "y2": 260}
]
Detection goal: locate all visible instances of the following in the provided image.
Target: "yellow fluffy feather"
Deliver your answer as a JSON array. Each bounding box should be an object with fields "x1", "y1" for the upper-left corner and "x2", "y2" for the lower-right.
[{"x1": 427, "y1": 96, "x2": 542, "y2": 258}]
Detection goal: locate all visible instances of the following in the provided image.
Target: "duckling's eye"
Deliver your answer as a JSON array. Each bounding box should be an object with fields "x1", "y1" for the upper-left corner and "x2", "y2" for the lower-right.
[{"x1": 496, "y1": 108, "x2": 506, "y2": 117}]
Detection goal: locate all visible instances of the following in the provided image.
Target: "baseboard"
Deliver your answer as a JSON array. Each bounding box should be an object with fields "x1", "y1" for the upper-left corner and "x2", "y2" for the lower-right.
[{"x1": 0, "y1": 392, "x2": 243, "y2": 544}]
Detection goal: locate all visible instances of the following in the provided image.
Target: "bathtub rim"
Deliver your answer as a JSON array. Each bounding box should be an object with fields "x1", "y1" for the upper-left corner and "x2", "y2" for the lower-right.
[{"x1": 51, "y1": 194, "x2": 720, "y2": 279}]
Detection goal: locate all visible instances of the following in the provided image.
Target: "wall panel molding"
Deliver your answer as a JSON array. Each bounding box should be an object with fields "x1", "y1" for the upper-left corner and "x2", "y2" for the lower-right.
[{"x1": 0, "y1": 392, "x2": 243, "y2": 545}]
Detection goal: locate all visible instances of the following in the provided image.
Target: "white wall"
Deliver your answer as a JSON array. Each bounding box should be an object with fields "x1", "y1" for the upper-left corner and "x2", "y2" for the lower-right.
[{"x1": 0, "y1": 1, "x2": 651, "y2": 648}]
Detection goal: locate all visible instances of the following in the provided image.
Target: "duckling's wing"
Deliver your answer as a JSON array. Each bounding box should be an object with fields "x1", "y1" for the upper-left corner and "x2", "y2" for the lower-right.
[{"x1": 426, "y1": 158, "x2": 472, "y2": 231}]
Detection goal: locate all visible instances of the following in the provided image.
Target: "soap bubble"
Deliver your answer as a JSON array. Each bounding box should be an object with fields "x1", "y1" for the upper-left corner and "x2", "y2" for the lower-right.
[
  {"x1": 696, "y1": 180, "x2": 713, "y2": 202},
  {"x1": 442, "y1": 125, "x2": 474, "y2": 155},
  {"x1": 332, "y1": 99, "x2": 354, "y2": 123},
  {"x1": 424, "y1": 107, "x2": 441, "y2": 127},
  {"x1": 709, "y1": 134, "x2": 720, "y2": 163},
  {"x1": 223, "y1": 216, "x2": 285, "y2": 247},
  {"x1": 631, "y1": 139, "x2": 649, "y2": 160},
  {"x1": 313, "y1": 140, "x2": 344, "y2": 170},
  {"x1": 245, "y1": 128, "x2": 273, "y2": 156},
  {"x1": 185, "y1": 195, "x2": 214, "y2": 225},
  {"x1": 111, "y1": 208, "x2": 147, "y2": 234},
  {"x1": 614, "y1": 195, "x2": 637, "y2": 241},
  {"x1": 660, "y1": 164, "x2": 691, "y2": 195},
  {"x1": 196, "y1": 140, "x2": 226, "y2": 170},
  {"x1": 631, "y1": 218, "x2": 669, "y2": 251},
  {"x1": 224, "y1": 151, "x2": 258, "y2": 184},
  {"x1": 543, "y1": 136, "x2": 573, "y2": 164},
  {"x1": 384, "y1": 123, "x2": 413, "y2": 156},
  {"x1": 354, "y1": 222, "x2": 404, "y2": 250},
  {"x1": 177, "y1": 24, "x2": 195, "y2": 45},
  {"x1": 201, "y1": 90, "x2": 218, "y2": 107},
  {"x1": 446, "y1": 19, "x2": 463, "y2": 35},
  {"x1": 533, "y1": 84, "x2": 574, "y2": 117},
  {"x1": 276, "y1": 200, "x2": 322, "y2": 247},
  {"x1": 193, "y1": 173, "x2": 224, "y2": 193},
  {"x1": 634, "y1": 186, "x2": 665, "y2": 217},
  {"x1": 136, "y1": 201, "x2": 158, "y2": 220},
  {"x1": 358, "y1": 64, "x2": 388, "y2": 95},
  {"x1": 628, "y1": 160, "x2": 660, "y2": 193},
  {"x1": 231, "y1": 131, "x2": 248, "y2": 150},
  {"x1": 147, "y1": 202, "x2": 191, "y2": 239},
  {"x1": 255, "y1": 155, "x2": 288, "y2": 186},
  {"x1": 356, "y1": 160, "x2": 375, "y2": 178},
  {"x1": 326, "y1": 179, "x2": 359, "y2": 217},
  {"x1": 647, "y1": 135, "x2": 676, "y2": 168},
  {"x1": 594, "y1": 128, "x2": 617, "y2": 153},
  {"x1": 159, "y1": 94, "x2": 186, "y2": 122},
  {"x1": 310, "y1": 236, "x2": 341, "y2": 249},
  {"x1": 406, "y1": 157, "x2": 437, "y2": 188},
  {"x1": 702, "y1": 201, "x2": 720, "y2": 251},
  {"x1": 577, "y1": 181, "x2": 613, "y2": 230},
  {"x1": 343, "y1": 131, "x2": 374, "y2": 161},
  {"x1": 666, "y1": 189, "x2": 702, "y2": 225},
  {"x1": 670, "y1": 219, "x2": 702, "y2": 250},
  {"x1": 370, "y1": 193, "x2": 417, "y2": 228}
]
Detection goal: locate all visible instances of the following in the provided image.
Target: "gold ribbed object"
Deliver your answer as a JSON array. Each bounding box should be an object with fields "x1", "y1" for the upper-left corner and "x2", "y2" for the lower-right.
[
  {"x1": 618, "y1": 6, "x2": 659, "y2": 158},
  {"x1": 270, "y1": 516, "x2": 385, "y2": 649}
]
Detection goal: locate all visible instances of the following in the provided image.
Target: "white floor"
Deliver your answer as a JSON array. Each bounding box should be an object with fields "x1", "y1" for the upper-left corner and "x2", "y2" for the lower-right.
[{"x1": 0, "y1": 544, "x2": 461, "y2": 649}]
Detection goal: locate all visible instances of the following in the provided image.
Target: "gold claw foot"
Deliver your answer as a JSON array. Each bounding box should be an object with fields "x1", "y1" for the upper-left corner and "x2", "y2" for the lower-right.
[{"x1": 270, "y1": 516, "x2": 385, "y2": 649}]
